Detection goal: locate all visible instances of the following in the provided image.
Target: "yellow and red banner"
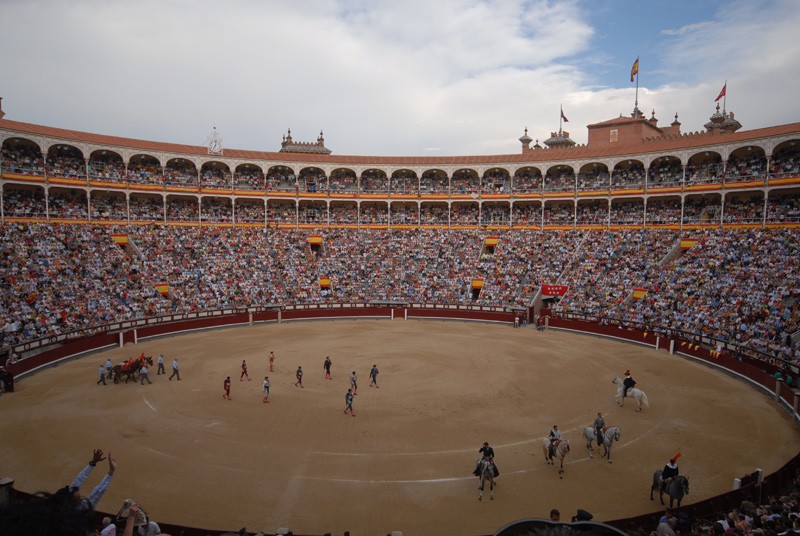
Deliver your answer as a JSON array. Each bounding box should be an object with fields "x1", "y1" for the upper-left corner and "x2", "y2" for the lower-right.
[
  {"x1": 471, "y1": 278, "x2": 484, "y2": 290},
  {"x1": 632, "y1": 288, "x2": 647, "y2": 300},
  {"x1": 680, "y1": 238, "x2": 698, "y2": 250},
  {"x1": 155, "y1": 283, "x2": 170, "y2": 296},
  {"x1": 541, "y1": 284, "x2": 569, "y2": 298},
  {"x1": 319, "y1": 277, "x2": 331, "y2": 288},
  {"x1": 111, "y1": 234, "x2": 129, "y2": 245},
  {"x1": 308, "y1": 234, "x2": 323, "y2": 245},
  {"x1": 485, "y1": 236, "x2": 499, "y2": 247}
]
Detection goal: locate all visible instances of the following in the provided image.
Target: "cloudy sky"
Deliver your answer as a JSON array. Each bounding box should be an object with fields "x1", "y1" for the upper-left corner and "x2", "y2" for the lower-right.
[{"x1": 1, "y1": 0, "x2": 798, "y2": 156}]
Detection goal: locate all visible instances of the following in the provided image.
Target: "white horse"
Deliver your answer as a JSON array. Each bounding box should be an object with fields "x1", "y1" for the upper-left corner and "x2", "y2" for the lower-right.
[
  {"x1": 589, "y1": 426, "x2": 621, "y2": 463},
  {"x1": 478, "y1": 458, "x2": 495, "y2": 500},
  {"x1": 541, "y1": 437, "x2": 570, "y2": 478},
  {"x1": 612, "y1": 375, "x2": 649, "y2": 411}
]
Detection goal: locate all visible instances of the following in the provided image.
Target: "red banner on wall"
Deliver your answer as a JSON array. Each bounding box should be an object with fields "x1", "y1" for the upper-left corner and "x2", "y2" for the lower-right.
[{"x1": 541, "y1": 284, "x2": 569, "y2": 297}]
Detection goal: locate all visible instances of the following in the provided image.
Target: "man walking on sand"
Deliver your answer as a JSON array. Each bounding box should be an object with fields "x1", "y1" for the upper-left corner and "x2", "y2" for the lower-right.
[{"x1": 344, "y1": 388, "x2": 356, "y2": 416}]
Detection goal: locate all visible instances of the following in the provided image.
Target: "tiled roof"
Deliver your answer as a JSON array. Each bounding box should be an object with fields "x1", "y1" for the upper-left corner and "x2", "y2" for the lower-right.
[{"x1": 1, "y1": 118, "x2": 799, "y2": 167}]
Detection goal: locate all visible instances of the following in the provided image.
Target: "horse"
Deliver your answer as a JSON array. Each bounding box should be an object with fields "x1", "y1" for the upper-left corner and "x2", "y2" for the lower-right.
[
  {"x1": 650, "y1": 470, "x2": 689, "y2": 508},
  {"x1": 612, "y1": 375, "x2": 649, "y2": 411},
  {"x1": 477, "y1": 458, "x2": 495, "y2": 501},
  {"x1": 541, "y1": 437, "x2": 570, "y2": 478},
  {"x1": 588, "y1": 426, "x2": 621, "y2": 463},
  {"x1": 112, "y1": 356, "x2": 153, "y2": 384}
]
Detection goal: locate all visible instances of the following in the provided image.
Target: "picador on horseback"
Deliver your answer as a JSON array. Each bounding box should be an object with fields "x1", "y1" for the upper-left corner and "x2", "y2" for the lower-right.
[
  {"x1": 473, "y1": 442, "x2": 499, "y2": 478},
  {"x1": 593, "y1": 412, "x2": 605, "y2": 445},
  {"x1": 661, "y1": 453, "x2": 681, "y2": 493},
  {"x1": 623, "y1": 370, "x2": 636, "y2": 398},
  {"x1": 548, "y1": 425, "x2": 562, "y2": 459}
]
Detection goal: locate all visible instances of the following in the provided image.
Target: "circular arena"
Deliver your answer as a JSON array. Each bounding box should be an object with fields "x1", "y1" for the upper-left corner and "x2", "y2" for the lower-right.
[
  {"x1": 1, "y1": 320, "x2": 799, "y2": 536},
  {"x1": 1, "y1": 106, "x2": 800, "y2": 536}
]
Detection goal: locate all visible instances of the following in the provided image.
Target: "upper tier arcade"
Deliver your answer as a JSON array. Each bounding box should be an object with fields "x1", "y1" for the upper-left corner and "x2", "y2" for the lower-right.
[{"x1": 1, "y1": 101, "x2": 799, "y2": 230}]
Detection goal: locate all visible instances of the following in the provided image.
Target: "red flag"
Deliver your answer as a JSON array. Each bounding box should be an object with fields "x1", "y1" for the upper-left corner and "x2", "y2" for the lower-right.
[
  {"x1": 560, "y1": 106, "x2": 569, "y2": 123},
  {"x1": 630, "y1": 57, "x2": 639, "y2": 82},
  {"x1": 714, "y1": 83, "x2": 726, "y2": 102}
]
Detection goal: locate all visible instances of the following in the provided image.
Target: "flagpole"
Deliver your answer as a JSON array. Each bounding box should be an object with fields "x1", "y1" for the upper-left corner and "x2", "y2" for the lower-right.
[
  {"x1": 634, "y1": 56, "x2": 639, "y2": 114},
  {"x1": 559, "y1": 105, "x2": 563, "y2": 133},
  {"x1": 722, "y1": 79, "x2": 727, "y2": 114}
]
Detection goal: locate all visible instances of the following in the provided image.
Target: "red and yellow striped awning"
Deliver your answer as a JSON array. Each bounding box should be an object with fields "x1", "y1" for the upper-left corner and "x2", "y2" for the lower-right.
[
  {"x1": 680, "y1": 238, "x2": 698, "y2": 250},
  {"x1": 471, "y1": 278, "x2": 484, "y2": 289},
  {"x1": 308, "y1": 234, "x2": 323, "y2": 245},
  {"x1": 111, "y1": 234, "x2": 129, "y2": 245},
  {"x1": 485, "y1": 236, "x2": 499, "y2": 247},
  {"x1": 155, "y1": 282, "x2": 170, "y2": 296}
]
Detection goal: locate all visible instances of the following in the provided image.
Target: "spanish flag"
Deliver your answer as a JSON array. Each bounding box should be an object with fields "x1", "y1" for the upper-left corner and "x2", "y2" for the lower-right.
[
  {"x1": 155, "y1": 282, "x2": 170, "y2": 296},
  {"x1": 485, "y1": 236, "x2": 499, "y2": 247},
  {"x1": 111, "y1": 234, "x2": 129, "y2": 245},
  {"x1": 471, "y1": 278, "x2": 484, "y2": 290},
  {"x1": 319, "y1": 277, "x2": 331, "y2": 289},
  {"x1": 632, "y1": 288, "x2": 647, "y2": 300},
  {"x1": 680, "y1": 238, "x2": 698, "y2": 250},
  {"x1": 630, "y1": 57, "x2": 639, "y2": 82},
  {"x1": 308, "y1": 234, "x2": 323, "y2": 245}
]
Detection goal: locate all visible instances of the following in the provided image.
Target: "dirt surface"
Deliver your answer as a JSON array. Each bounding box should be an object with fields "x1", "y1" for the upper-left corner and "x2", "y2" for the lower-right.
[{"x1": 1, "y1": 319, "x2": 798, "y2": 536}]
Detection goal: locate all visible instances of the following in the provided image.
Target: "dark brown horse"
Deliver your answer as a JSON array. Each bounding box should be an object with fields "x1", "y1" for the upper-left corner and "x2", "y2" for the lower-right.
[{"x1": 111, "y1": 356, "x2": 153, "y2": 384}]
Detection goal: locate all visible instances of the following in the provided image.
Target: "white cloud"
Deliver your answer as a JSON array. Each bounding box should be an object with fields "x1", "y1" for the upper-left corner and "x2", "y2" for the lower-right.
[{"x1": 0, "y1": 0, "x2": 798, "y2": 157}]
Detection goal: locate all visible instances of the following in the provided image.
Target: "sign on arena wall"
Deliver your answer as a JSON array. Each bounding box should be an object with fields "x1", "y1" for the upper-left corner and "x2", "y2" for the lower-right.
[{"x1": 541, "y1": 284, "x2": 568, "y2": 298}]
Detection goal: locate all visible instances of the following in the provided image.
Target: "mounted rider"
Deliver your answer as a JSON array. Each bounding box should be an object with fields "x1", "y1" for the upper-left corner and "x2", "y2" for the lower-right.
[
  {"x1": 661, "y1": 453, "x2": 681, "y2": 492},
  {"x1": 623, "y1": 370, "x2": 636, "y2": 398},
  {"x1": 473, "y1": 441, "x2": 499, "y2": 477},
  {"x1": 593, "y1": 412, "x2": 605, "y2": 444},
  {"x1": 548, "y1": 425, "x2": 562, "y2": 459}
]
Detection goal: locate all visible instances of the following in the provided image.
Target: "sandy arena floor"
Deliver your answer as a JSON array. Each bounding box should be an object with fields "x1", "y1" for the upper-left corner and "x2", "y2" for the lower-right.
[{"x1": 1, "y1": 319, "x2": 798, "y2": 536}]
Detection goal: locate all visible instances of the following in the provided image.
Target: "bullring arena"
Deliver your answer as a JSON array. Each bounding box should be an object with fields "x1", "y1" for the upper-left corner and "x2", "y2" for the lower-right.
[{"x1": 1, "y1": 100, "x2": 800, "y2": 536}]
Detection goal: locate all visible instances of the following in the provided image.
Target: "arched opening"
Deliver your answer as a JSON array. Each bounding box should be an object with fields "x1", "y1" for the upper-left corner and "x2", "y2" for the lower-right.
[
  {"x1": 88, "y1": 149, "x2": 125, "y2": 182},
  {"x1": 266, "y1": 165, "x2": 295, "y2": 192},
  {"x1": 298, "y1": 200, "x2": 327, "y2": 225},
  {"x1": 360, "y1": 169, "x2": 388, "y2": 194},
  {"x1": 330, "y1": 168, "x2": 357, "y2": 193},
  {"x1": 46, "y1": 144, "x2": 85, "y2": 179},
  {"x1": 128, "y1": 154, "x2": 162, "y2": 186},
  {"x1": 481, "y1": 168, "x2": 510, "y2": 194},
  {"x1": 544, "y1": 200, "x2": 574, "y2": 226},
  {"x1": 545, "y1": 165, "x2": 575, "y2": 193},
  {"x1": 234, "y1": 164, "x2": 265, "y2": 191},
  {"x1": 267, "y1": 199, "x2": 296, "y2": 225},
  {"x1": 451, "y1": 169, "x2": 479, "y2": 195},
  {"x1": 165, "y1": 158, "x2": 198, "y2": 188},
  {"x1": 766, "y1": 188, "x2": 800, "y2": 223},
  {"x1": 686, "y1": 151, "x2": 723, "y2": 185},
  {"x1": 611, "y1": 160, "x2": 645, "y2": 190},
  {"x1": 513, "y1": 167, "x2": 542, "y2": 193},
  {"x1": 420, "y1": 169, "x2": 448, "y2": 194},
  {"x1": 390, "y1": 169, "x2": 418, "y2": 194},
  {"x1": 200, "y1": 161, "x2": 232, "y2": 189},
  {"x1": 481, "y1": 202, "x2": 510, "y2": 226},
  {"x1": 648, "y1": 156, "x2": 683, "y2": 188},
  {"x1": 1, "y1": 137, "x2": 44, "y2": 176},
  {"x1": 726, "y1": 146, "x2": 767, "y2": 182},
  {"x1": 770, "y1": 140, "x2": 800, "y2": 178},
  {"x1": 359, "y1": 201, "x2": 389, "y2": 224},
  {"x1": 329, "y1": 201, "x2": 357, "y2": 225},
  {"x1": 577, "y1": 163, "x2": 609, "y2": 191},
  {"x1": 299, "y1": 167, "x2": 326, "y2": 193}
]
